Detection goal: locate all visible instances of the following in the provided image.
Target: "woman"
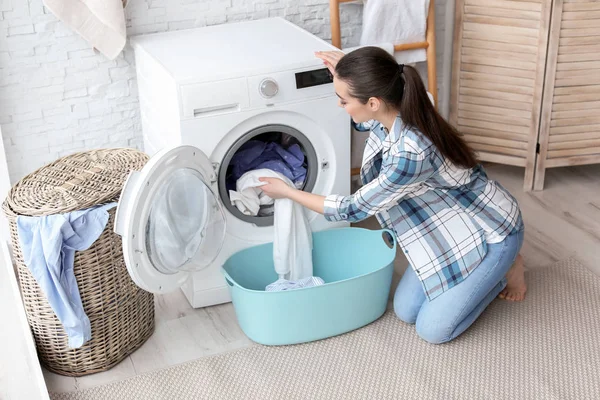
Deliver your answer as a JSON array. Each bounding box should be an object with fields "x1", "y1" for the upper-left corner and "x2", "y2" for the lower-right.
[{"x1": 260, "y1": 47, "x2": 526, "y2": 344}]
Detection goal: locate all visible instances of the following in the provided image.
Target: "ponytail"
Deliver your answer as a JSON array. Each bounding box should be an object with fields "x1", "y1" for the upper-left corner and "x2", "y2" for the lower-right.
[
  {"x1": 335, "y1": 47, "x2": 478, "y2": 169},
  {"x1": 399, "y1": 64, "x2": 477, "y2": 169}
]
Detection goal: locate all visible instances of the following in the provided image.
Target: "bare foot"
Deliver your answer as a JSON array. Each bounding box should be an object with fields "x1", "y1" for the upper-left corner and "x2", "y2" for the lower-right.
[{"x1": 498, "y1": 254, "x2": 527, "y2": 302}]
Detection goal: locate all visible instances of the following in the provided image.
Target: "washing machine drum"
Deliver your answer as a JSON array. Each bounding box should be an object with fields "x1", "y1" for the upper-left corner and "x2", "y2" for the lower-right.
[
  {"x1": 217, "y1": 124, "x2": 318, "y2": 227},
  {"x1": 114, "y1": 145, "x2": 226, "y2": 294}
]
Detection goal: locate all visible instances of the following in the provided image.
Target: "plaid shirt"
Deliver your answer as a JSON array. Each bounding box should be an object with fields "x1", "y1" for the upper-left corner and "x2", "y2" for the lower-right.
[{"x1": 323, "y1": 117, "x2": 524, "y2": 300}]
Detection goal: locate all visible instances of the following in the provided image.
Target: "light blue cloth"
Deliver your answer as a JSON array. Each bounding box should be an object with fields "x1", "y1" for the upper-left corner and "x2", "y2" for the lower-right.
[{"x1": 16, "y1": 203, "x2": 117, "y2": 348}]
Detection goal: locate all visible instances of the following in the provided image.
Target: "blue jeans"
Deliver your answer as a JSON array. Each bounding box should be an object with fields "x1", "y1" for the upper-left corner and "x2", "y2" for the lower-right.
[{"x1": 393, "y1": 230, "x2": 524, "y2": 344}]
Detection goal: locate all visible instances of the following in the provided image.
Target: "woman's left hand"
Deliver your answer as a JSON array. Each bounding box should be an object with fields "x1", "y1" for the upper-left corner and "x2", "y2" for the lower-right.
[
  {"x1": 259, "y1": 177, "x2": 295, "y2": 199},
  {"x1": 315, "y1": 51, "x2": 344, "y2": 75}
]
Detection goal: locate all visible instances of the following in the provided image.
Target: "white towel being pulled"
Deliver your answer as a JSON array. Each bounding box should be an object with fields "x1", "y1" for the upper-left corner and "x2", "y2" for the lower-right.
[
  {"x1": 42, "y1": 0, "x2": 127, "y2": 60},
  {"x1": 229, "y1": 169, "x2": 313, "y2": 281},
  {"x1": 360, "y1": 0, "x2": 430, "y2": 64},
  {"x1": 229, "y1": 171, "x2": 277, "y2": 217}
]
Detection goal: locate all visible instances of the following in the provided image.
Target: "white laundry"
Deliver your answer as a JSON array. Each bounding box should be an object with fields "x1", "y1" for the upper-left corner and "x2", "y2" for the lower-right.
[
  {"x1": 265, "y1": 276, "x2": 325, "y2": 292},
  {"x1": 229, "y1": 169, "x2": 315, "y2": 283},
  {"x1": 229, "y1": 172, "x2": 276, "y2": 216},
  {"x1": 360, "y1": 0, "x2": 430, "y2": 64}
]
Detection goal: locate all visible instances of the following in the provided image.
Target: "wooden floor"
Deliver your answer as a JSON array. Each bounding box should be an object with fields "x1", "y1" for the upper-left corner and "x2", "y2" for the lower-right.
[{"x1": 44, "y1": 163, "x2": 600, "y2": 394}]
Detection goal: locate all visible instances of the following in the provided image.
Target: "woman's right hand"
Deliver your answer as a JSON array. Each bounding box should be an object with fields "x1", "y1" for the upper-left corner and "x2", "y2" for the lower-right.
[{"x1": 315, "y1": 51, "x2": 345, "y2": 75}]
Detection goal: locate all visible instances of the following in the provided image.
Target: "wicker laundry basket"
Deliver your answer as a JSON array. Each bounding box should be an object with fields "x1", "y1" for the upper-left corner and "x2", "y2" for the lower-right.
[{"x1": 2, "y1": 148, "x2": 155, "y2": 377}]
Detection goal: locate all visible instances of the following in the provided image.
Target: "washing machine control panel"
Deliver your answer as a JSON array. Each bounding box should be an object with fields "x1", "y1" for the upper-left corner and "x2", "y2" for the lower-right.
[
  {"x1": 259, "y1": 78, "x2": 279, "y2": 98},
  {"x1": 249, "y1": 66, "x2": 334, "y2": 107}
]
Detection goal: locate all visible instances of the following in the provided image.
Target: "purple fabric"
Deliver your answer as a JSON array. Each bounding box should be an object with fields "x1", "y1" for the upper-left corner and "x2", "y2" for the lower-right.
[{"x1": 228, "y1": 140, "x2": 306, "y2": 190}]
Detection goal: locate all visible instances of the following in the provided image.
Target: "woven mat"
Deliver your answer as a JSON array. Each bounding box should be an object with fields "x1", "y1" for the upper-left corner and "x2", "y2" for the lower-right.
[{"x1": 51, "y1": 258, "x2": 600, "y2": 400}]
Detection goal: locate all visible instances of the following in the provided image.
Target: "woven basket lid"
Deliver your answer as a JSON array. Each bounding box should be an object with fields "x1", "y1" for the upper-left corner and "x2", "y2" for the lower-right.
[{"x1": 3, "y1": 148, "x2": 149, "y2": 217}]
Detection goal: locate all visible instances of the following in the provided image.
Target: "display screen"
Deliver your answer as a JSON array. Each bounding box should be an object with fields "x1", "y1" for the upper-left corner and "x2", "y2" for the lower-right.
[{"x1": 295, "y1": 68, "x2": 333, "y2": 89}]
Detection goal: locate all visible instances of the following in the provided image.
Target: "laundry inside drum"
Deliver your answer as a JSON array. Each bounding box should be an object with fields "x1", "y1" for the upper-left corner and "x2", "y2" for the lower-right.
[{"x1": 218, "y1": 125, "x2": 318, "y2": 226}]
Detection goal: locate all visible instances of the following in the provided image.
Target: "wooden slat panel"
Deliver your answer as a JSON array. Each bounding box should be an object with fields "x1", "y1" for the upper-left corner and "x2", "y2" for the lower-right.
[
  {"x1": 462, "y1": 30, "x2": 539, "y2": 46},
  {"x1": 471, "y1": 143, "x2": 528, "y2": 158},
  {"x1": 459, "y1": 124, "x2": 528, "y2": 141},
  {"x1": 459, "y1": 87, "x2": 534, "y2": 103},
  {"x1": 553, "y1": 100, "x2": 600, "y2": 110},
  {"x1": 560, "y1": 27, "x2": 600, "y2": 37},
  {"x1": 458, "y1": 117, "x2": 531, "y2": 135},
  {"x1": 549, "y1": 138, "x2": 600, "y2": 150},
  {"x1": 562, "y1": 11, "x2": 600, "y2": 19},
  {"x1": 461, "y1": 55, "x2": 537, "y2": 71},
  {"x1": 459, "y1": 94, "x2": 534, "y2": 112},
  {"x1": 559, "y1": 36, "x2": 600, "y2": 46},
  {"x1": 462, "y1": 38, "x2": 538, "y2": 54},
  {"x1": 553, "y1": 84, "x2": 600, "y2": 95},
  {"x1": 552, "y1": 108, "x2": 600, "y2": 119},
  {"x1": 461, "y1": 63, "x2": 536, "y2": 79},
  {"x1": 557, "y1": 52, "x2": 600, "y2": 63},
  {"x1": 464, "y1": 6, "x2": 541, "y2": 20},
  {"x1": 465, "y1": 0, "x2": 542, "y2": 12},
  {"x1": 548, "y1": 147, "x2": 600, "y2": 158},
  {"x1": 463, "y1": 134, "x2": 529, "y2": 149},
  {"x1": 550, "y1": 124, "x2": 600, "y2": 135},
  {"x1": 555, "y1": 76, "x2": 600, "y2": 87},
  {"x1": 561, "y1": 19, "x2": 600, "y2": 28},
  {"x1": 458, "y1": 102, "x2": 533, "y2": 119},
  {"x1": 553, "y1": 92, "x2": 600, "y2": 103},
  {"x1": 556, "y1": 61, "x2": 600, "y2": 72},
  {"x1": 563, "y1": 3, "x2": 600, "y2": 12},
  {"x1": 555, "y1": 69, "x2": 600, "y2": 79},
  {"x1": 550, "y1": 116, "x2": 600, "y2": 127},
  {"x1": 477, "y1": 151, "x2": 527, "y2": 167},
  {"x1": 461, "y1": 78, "x2": 534, "y2": 95},
  {"x1": 463, "y1": 22, "x2": 540, "y2": 38},
  {"x1": 458, "y1": 109, "x2": 531, "y2": 128},
  {"x1": 558, "y1": 45, "x2": 600, "y2": 55},
  {"x1": 550, "y1": 131, "x2": 600, "y2": 143},
  {"x1": 464, "y1": 14, "x2": 541, "y2": 29},
  {"x1": 545, "y1": 154, "x2": 600, "y2": 168},
  {"x1": 462, "y1": 46, "x2": 538, "y2": 63},
  {"x1": 461, "y1": 71, "x2": 535, "y2": 88}
]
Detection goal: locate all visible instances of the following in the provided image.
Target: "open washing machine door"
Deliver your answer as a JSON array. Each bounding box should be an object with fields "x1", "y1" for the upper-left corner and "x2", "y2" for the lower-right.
[{"x1": 114, "y1": 145, "x2": 226, "y2": 294}]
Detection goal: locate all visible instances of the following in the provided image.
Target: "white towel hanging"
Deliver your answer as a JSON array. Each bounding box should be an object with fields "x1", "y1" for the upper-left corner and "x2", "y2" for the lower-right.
[
  {"x1": 360, "y1": 0, "x2": 430, "y2": 64},
  {"x1": 42, "y1": 0, "x2": 127, "y2": 60}
]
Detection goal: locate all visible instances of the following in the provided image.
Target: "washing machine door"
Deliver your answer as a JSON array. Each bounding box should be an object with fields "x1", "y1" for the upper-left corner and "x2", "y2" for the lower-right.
[{"x1": 114, "y1": 145, "x2": 226, "y2": 294}]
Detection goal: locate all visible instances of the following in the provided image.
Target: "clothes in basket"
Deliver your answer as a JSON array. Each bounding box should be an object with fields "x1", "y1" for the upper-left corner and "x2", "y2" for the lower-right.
[{"x1": 16, "y1": 203, "x2": 116, "y2": 348}]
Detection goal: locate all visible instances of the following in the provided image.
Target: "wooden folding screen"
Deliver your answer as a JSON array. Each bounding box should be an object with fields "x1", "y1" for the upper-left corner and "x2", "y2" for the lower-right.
[
  {"x1": 534, "y1": 0, "x2": 600, "y2": 190},
  {"x1": 450, "y1": 0, "x2": 553, "y2": 190}
]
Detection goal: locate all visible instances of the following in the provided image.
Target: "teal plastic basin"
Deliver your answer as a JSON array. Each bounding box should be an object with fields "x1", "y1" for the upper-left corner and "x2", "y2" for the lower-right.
[{"x1": 221, "y1": 228, "x2": 396, "y2": 345}]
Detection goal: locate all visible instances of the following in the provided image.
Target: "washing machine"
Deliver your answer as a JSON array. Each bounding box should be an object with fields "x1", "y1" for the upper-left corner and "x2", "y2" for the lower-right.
[{"x1": 115, "y1": 17, "x2": 351, "y2": 308}]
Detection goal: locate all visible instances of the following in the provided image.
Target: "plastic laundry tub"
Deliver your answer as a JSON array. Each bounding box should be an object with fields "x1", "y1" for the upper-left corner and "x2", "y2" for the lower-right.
[{"x1": 221, "y1": 227, "x2": 396, "y2": 345}]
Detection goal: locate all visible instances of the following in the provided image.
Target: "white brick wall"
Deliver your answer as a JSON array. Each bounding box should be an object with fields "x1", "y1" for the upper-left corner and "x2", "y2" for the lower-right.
[{"x1": 0, "y1": 0, "x2": 449, "y2": 184}]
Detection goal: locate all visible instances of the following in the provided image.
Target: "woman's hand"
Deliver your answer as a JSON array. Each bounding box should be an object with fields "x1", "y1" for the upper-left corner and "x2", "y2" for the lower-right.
[
  {"x1": 259, "y1": 177, "x2": 295, "y2": 200},
  {"x1": 315, "y1": 51, "x2": 345, "y2": 75},
  {"x1": 259, "y1": 177, "x2": 327, "y2": 215}
]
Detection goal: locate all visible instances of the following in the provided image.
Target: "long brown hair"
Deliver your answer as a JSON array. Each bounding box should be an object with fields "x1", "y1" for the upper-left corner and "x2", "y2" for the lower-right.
[{"x1": 335, "y1": 46, "x2": 478, "y2": 169}]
